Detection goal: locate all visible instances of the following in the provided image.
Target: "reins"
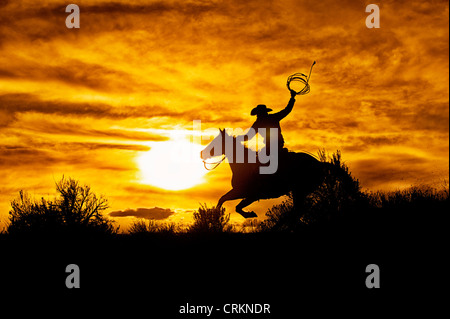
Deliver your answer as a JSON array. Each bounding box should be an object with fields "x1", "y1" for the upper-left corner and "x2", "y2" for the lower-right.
[{"x1": 202, "y1": 155, "x2": 226, "y2": 171}]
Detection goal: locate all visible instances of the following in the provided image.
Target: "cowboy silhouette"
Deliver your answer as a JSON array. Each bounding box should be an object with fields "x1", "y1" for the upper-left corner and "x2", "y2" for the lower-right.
[
  {"x1": 200, "y1": 66, "x2": 323, "y2": 218},
  {"x1": 237, "y1": 89, "x2": 297, "y2": 169}
]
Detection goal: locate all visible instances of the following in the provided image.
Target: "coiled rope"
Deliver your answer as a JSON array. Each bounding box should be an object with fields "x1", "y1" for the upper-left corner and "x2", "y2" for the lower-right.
[{"x1": 286, "y1": 61, "x2": 316, "y2": 96}]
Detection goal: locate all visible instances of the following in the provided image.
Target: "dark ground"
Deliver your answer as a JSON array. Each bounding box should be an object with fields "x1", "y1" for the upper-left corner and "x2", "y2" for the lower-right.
[
  {"x1": 1, "y1": 223, "x2": 446, "y2": 318},
  {"x1": 3, "y1": 162, "x2": 446, "y2": 316}
]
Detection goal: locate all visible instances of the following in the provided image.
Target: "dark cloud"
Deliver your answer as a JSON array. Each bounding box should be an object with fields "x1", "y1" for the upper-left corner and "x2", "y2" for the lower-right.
[
  {"x1": 0, "y1": 141, "x2": 145, "y2": 171},
  {"x1": 1, "y1": 141, "x2": 150, "y2": 152},
  {"x1": 352, "y1": 154, "x2": 432, "y2": 189},
  {"x1": 0, "y1": 93, "x2": 183, "y2": 120},
  {"x1": 283, "y1": 117, "x2": 361, "y2": 134},
  {"x1": 68, "y1": 142, "x2": 150, "y2": 151},
  {"x1": 109, "y1": 207, "x2": 175, "y2": 220},
  {"x1": 411, "y1": 102, "x2": 449, "y2": 132},
  {"x1": 0, "y1": 93, "x2": 116, "y2": 119},
  {"x1": 0, "y1": 60, "x2": 156, "y2": 93},
  {"x1": 81, "y1": 1, "x2": 217, "y2": 16},
  {"x1": 363, "y1": 99, "x2": 449, "y2": 133},
  {"x1": 0, "y1": 146, "x2": 57, "y2": 168},
  {"x1": 342, "y1": 135, "x2": 411, "y2": 152},
  {"x1": 21, "y1": 120, "x2": 169, "y2": 142},
  {"x1": 0, "y1": 1, "x2": 219, "y2": 44}
]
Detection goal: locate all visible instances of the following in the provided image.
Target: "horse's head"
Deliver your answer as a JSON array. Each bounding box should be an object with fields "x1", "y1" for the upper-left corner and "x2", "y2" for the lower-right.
[{"x1": 200, "y1": 128, "x2": 232, "y2": 160}]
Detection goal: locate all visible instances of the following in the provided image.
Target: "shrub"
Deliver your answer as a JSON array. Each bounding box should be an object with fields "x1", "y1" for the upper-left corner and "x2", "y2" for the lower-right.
[
  {"x1": 7, "y1": 177, "x2": 117, "y2": 236},
  {"x1": 189, "y1": 204, "x2": 233, "y2": 233},
  {"x1": 258, "y1": 195, "x2": 297, "y2": 232},
  {"x1": 366, "y1": 185, "x2": 449, "y2": 229},
  {"x1": 301, "y1": 149, "x2": 367, "y2": 224},
  {"x1": 128, "y1": 219, "x2": 182, "y2": 235},
  {"x1": 260, "y1": 150, "x2": 367, "y2": 232}
]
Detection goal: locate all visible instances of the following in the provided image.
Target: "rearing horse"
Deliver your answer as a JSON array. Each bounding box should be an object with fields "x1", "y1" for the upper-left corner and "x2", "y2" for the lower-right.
[{"x1": 200, "y1": 129, "x2": 336, "y2": 218}]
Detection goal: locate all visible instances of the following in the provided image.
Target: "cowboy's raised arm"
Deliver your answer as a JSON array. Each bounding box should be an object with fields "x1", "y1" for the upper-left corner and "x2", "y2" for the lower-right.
[{"x1": 273, "y1": 90, "x2": 296, "y2": 121}]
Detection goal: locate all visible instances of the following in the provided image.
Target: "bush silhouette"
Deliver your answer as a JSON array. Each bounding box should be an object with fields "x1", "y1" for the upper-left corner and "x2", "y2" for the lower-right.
[
  {"x1": 128, "y1": 219, "x2": 182, "y2": 235},
  {"x1": 7, "y1": 177, "x2": 117, "y2": 236},
  {"x1": 189, "y1": 204, "x2": 233, "y2": 233},
  {"x1": 301, "y1": 150, "x2": 367, "y2": 223},
  {"x1": 367, "y1": 185, "x2": 449, "y2": 230},
  {"x1": 260, "y1": 150, "x2": 367, "y2": 231}
]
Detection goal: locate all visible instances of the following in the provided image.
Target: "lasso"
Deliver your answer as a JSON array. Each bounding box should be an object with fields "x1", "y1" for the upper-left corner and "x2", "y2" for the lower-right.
[{"x1": 286, "y1": 61, "x2": 316, "y2": 96}]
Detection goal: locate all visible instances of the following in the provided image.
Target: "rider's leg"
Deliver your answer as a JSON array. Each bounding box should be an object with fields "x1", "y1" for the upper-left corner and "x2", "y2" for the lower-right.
[
  {"x1": 217, "y1": 188, "x2": 242, "y2": 209},
  {"x1": 236, "y1": 198, "x2": 258, "y2": 218}
]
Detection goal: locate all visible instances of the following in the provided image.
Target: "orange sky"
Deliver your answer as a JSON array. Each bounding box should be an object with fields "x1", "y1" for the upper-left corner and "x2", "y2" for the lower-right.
[{"x1": 0, "y1": 0, "x2": 448, "y2": 230}]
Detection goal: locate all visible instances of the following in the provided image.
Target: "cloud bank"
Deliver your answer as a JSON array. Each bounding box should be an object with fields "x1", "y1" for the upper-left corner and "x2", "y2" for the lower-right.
[{"x1": 109, "y1": 207, "x2": 175, "y2": 220}]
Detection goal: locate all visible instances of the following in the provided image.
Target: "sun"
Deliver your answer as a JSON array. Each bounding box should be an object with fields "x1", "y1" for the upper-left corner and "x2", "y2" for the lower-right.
[{"x1": 136, "y1": 140, "x2": 207, "y2": 191}]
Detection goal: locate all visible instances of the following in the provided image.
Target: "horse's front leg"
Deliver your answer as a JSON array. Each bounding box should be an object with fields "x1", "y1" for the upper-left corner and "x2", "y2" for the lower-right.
[
  {"x1": 217, "y1": 188, "x2": 243, "y2": 209},
  {"x1": 236, "y1": 198, "x2": 258, "y2": 218}
]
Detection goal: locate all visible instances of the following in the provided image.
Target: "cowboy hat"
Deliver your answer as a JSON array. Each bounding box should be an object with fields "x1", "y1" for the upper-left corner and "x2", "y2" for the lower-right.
[{"x1": 251, "y1": 104, "x2": 273, "y2": 116}]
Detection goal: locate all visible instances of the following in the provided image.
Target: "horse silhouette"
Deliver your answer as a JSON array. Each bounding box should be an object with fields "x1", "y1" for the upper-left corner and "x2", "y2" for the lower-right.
[{"x1": 201, "y1": 129, "x2": 349, "y2": 218}]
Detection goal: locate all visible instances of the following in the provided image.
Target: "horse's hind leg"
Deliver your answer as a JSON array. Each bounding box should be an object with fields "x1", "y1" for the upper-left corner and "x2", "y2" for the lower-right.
[
  {"x1": 217, "y1": 188, "x2": 242, "y2": 209},
  {"x1": 236, "y1": 198, "x2": 258, "y2": 218}
]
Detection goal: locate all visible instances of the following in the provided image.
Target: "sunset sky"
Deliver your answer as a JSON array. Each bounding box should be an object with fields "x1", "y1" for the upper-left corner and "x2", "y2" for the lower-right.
[{"x1": 0, "y1": 0, "x2": 448, "y2": 230}]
